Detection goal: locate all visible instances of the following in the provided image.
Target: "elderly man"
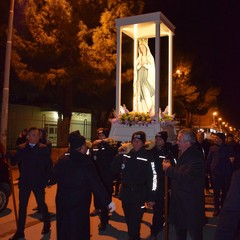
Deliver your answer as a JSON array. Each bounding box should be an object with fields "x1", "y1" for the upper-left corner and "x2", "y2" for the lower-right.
[{"x1": 162, "y1": 129, "x2": 206, "y2": 240}]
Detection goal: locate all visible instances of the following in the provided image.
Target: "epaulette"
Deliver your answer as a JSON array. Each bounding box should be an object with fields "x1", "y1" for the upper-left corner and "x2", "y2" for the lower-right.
[
  {"x1": 18, "y1": 142, "x2": 28, "y2": 149},
  {"x1": 39, "y1": 143, "x2": 48, "y2": 148}
]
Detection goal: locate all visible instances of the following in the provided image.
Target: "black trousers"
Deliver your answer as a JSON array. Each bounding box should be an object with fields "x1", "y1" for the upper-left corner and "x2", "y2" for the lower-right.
[
  {"x1": 17, "y1": 187, "x2": 50, "y2": 234},
  {"x1": 211, "y1": 174, "x2": 231, "y2": 211},
  {"x1": 151, "y1": 192, "x2": 164, "y2": 235},
  {"x1": 175, "y1": 226, "x2": 203, "y2": 240},
  {"x1": 122, "y1": 200, "x2": 145, "y2": 240},
  {"x1": 94, "y1": 180, "x2": 112, "y2": 225}
]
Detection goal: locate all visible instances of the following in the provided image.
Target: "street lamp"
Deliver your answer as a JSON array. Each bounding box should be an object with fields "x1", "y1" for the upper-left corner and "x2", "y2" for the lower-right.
[
  {"x1": 218, "y1": 118, "x2": 222, "y2": 131},
  {"x1": 212, "y1": 111, "x2": 217, "y2": 127}
]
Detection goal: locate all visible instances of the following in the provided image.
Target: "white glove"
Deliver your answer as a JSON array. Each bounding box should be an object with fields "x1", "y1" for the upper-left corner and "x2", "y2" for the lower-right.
[{"x1": 108, "y1": 201, "x2": 116, "y2": 212}]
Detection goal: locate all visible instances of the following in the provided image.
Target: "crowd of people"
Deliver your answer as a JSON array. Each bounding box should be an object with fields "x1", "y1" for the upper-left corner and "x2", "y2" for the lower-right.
[{"x1": 2, "y1": 126, "x2": 240, "y2": 240}]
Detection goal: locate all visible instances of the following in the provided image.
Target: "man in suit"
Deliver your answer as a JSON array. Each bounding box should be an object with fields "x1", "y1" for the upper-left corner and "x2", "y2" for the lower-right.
[{"x1": 9, "y1": 127, "x2": 52, "y2": 240}]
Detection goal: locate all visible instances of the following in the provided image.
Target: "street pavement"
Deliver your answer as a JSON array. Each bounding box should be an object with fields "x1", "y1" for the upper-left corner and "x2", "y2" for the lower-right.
[{"x1": 0, "y1": 169, "x2": 218, "y2": 240}]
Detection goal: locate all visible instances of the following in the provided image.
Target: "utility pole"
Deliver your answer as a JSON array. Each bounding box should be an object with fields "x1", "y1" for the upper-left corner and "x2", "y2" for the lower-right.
[
  {"x1": 1, "y1": 0, "x2": 15, "y2": 148},
  {"x1": 1, "y1": 0, "x2": 18, "y2": 227}
]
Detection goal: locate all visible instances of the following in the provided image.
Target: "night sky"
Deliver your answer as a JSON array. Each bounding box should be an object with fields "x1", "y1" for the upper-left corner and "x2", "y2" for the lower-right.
[{"x1": 143, "y1": 0, "x2": 240, "y2": 128}]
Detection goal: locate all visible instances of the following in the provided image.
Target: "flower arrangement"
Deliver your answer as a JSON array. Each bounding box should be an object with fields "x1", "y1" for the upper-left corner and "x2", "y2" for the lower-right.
[
  {"x1": 111, "y1": 105, "x2": 178, "y2": 127},
  {"x1": 112, "y1": 105, "x2": 155, "y2": 127},
  {"x1": 159, "y1": 106, "x2": 179, "y2": 127}
]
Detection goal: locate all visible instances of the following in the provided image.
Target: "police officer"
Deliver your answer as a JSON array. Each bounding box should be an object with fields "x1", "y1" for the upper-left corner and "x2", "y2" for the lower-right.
[
  {"x1": 148, "y1": 131, "x2": 176, "y2": 240},
  {"x1": 90, "y1": 128, "x2": 117, "y2": 231},
  {"x1": 51, "y1": 132, "x2": 116, "y2": 240},
  {"x1": 112, "y1": 131, "x2": 158, "y2": 240}
]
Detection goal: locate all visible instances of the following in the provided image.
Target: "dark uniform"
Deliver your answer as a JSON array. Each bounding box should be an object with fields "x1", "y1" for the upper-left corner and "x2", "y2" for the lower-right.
[
  {"x1": 10, "y1": 141, "x2": 52, "y2": 238},
  {"x1": 207, "y1": 133, "x2": 235, "y2": 216},
  {"x1": 91, "y1": 139, "x2": 117, "y2": 228},
  {"x1": 52, "y1": 134, "x2": 113, "y2": 240},
  {"x1": 214, "y1": 168, "x2": 240, "y2": 240},
  {"x1": 112, "y1": 138, "x2": 157, "y2": 240},
  {"x1": 148, "y1": 139, "x2": 175, "y2": 237}
]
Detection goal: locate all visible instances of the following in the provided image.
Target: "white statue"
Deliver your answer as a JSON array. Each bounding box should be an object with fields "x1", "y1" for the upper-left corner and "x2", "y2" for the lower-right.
[{"x1": 133, "y1": 38, "x2": 155, "y2": 115}]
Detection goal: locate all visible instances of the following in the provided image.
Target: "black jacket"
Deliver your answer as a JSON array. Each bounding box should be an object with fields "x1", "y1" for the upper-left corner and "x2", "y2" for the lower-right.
[
  {"x1": 11, "y1": 142, "x2": 52, "y2": 189},
  {"x1": 53, "y1": 150, "x2": 111, "y2": 240},
  {"x1": 91, "y1": 140, "x2": 117, "y2": 194},
  {"x1": 166, "y1": 145, "x2": 206, "y2": 228},
  {"x1": 148, "y1": 144, "x2": 175, "y2": 194},
  {"x1": 112, "y1": 148, "x2": 158, "y2": 203},
  {"x1": 214, "y1": 169, "x2": 240, "y2": 240}
]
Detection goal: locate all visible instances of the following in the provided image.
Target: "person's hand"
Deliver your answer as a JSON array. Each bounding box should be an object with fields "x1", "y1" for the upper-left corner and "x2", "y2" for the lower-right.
[
  {"x1": 108, "y1": 201, "x2": 116, "y2": 212},
  {"x1": 92, "y1": 139, "x2": 102, "y2": 147},
  {"x1": 147, "y1": 201, "x2": 155, "y2": 208},
  {"x1": 162, "y1": 159, "x2": 171, "y2": 171},
  {"x1": 229, "y1": 156, "x2": 235, "y2": 163}
]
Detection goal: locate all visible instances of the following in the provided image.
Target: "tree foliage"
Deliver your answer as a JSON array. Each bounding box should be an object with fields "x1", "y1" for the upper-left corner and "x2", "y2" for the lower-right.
[
  {"x1": 12, "y1": 0, "x2": 144, "y2": 98},
  {"x1": 10, "y1": 0, "x2": 144, "y2": 145},
  {"x1": 173, "y1": 60, "x2": 220, "y2": 126}
]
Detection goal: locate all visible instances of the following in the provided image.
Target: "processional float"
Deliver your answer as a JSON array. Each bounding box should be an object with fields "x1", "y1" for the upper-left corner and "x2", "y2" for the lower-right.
[{"x1": 109, "y1": 12, "x2": 176, "y2": 142}]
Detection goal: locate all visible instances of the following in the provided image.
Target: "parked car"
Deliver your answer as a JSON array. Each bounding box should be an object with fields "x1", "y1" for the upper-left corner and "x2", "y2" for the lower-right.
[{"x1": 0, "y1": 152, "x2": 11, "y2": 212}]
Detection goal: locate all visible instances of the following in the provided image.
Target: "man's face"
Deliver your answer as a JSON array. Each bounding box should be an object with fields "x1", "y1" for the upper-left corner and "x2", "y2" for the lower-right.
[
  {"x1": 27, "y1": 129, "x2": 40, "y2": 144},
  {"x1": 214, "y1": 136, "x2": 223, "y2": 145},
  {"x1": 79, "y1": 143, "x2": 87, "y2": 154},
  {"x1": 155, "y1": 137, "x2": 165, "y2": 148},
  {"x1": 97, "y1": 133, "x2": 106, "y2": 140},
  {"x1": 197, "y1": 132, "x2": 204, "y2": 143},
  {"x1": 132, "y1": 138, "x2": 144, "y2": 151},
  {"x1": 177, "y1": 133, "x2": 190, "y2": 153},
  {"x1": 226, "y1": 136, "x2": 234, "y2": 144}
]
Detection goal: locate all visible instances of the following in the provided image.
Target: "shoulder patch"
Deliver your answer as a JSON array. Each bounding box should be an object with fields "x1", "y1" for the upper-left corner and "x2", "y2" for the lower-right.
[{"x1": 18, "y1": 142, "x2": 27, "y2": 149}]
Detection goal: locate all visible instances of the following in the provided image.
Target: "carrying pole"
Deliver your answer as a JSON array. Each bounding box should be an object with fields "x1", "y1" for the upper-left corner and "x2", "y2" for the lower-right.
[
  {"x1": 7, "y1": 156, "x2": 18, "y2": 226},
  {"x1": 164, "y1": 174, "x2": 169, "y2": 240}
]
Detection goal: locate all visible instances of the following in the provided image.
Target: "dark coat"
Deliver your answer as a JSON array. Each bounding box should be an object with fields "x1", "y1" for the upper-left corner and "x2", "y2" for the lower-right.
[
  {"x1": 11, "y1": 143, "x2": 52, "y2": 189},
  {"x1": 53, "y1": 150, "x2": 111, "y2": 240},
  {"x1": 112, "y1": 148, "x2": 157, "y2": 203},
  {"x1": 207, "y1": 143, "x2": 235, "y2": 176},
  {"x1": 214, "y1": 169, "x2": 240, "y2": 240},
  {"x1": 166, "y1": 145, "x2": 206, "y2": 228},
  {"x1": 91, "y1": 140, "x2": 117, "y2": 194}
]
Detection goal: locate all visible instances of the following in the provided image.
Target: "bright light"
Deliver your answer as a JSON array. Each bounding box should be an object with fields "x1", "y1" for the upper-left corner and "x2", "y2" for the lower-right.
[{"x1": 213, "y1": 112, "x2": 217, "y2": 116}]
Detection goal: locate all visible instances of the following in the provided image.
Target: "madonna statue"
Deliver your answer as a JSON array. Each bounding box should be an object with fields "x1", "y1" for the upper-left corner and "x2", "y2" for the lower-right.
[{"x1": 133, "y1": 38, "x2": 155, "y2": 115}]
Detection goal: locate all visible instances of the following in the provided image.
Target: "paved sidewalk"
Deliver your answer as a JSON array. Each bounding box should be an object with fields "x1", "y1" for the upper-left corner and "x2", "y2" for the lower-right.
[
  {"x1": 0, "y1": 169, "x2": 218, "y2": 240},
  {"x1": 0, "y1": 194, "x2": 217, "y2": 240}
]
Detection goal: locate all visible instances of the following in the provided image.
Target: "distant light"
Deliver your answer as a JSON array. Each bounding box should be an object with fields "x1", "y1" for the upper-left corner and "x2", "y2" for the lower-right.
[{"x1": 53, "y1": 112, "x2": 59, "y2": 120}]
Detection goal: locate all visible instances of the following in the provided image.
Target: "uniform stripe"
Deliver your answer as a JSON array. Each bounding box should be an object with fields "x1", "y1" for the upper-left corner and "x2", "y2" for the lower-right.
[
  {"x1": 151, "y1": 162, "x2": 158, "y2": 191},
  {"x1": 136, "y1": 157, "x2": 147, "y2": 161}
]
